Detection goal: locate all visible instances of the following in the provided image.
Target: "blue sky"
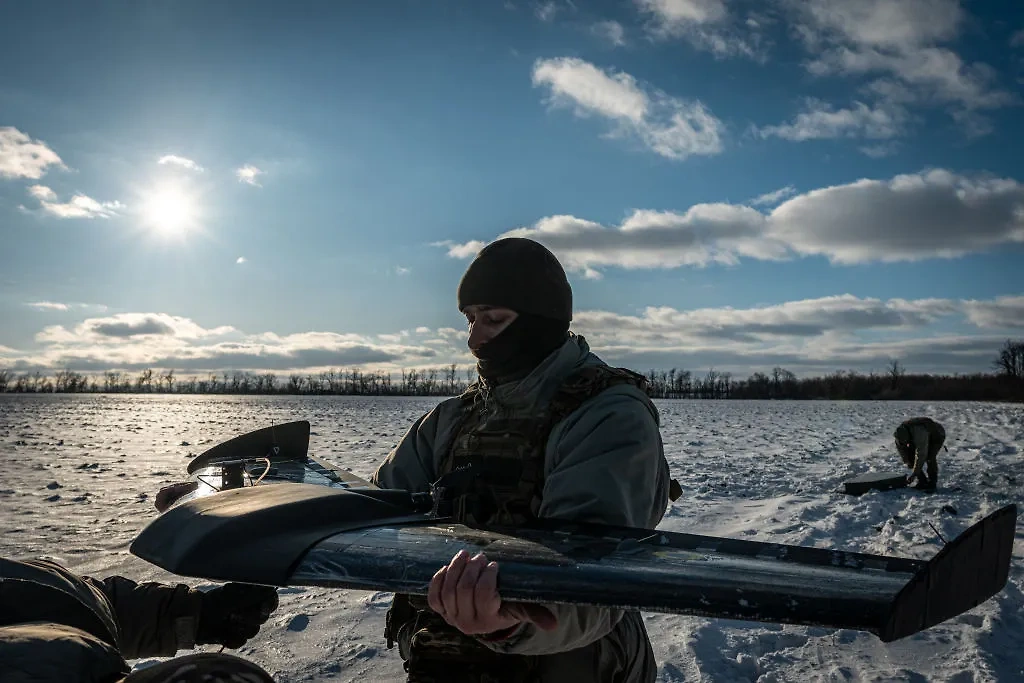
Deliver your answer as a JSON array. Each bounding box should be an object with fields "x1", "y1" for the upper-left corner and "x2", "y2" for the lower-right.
[{"x1": 1, "y1": 0, "x2": 1022, "y2": 379}]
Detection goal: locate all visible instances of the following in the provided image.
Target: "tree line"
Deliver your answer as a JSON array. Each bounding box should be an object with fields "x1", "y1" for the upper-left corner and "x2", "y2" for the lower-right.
[{"x1": 1, "y1": 339, "x2": 1021, "y2": 402}]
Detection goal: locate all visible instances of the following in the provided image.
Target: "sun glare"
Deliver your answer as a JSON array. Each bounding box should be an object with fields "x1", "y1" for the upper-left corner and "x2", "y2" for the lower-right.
[{"x1": 142, "y1": 184, "x2": 196, "y2": 236}]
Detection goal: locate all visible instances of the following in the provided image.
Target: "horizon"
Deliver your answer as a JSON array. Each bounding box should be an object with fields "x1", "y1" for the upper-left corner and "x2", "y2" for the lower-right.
[{"x1": 2, "y1": 1, "x2": 1023, "y2": 381}]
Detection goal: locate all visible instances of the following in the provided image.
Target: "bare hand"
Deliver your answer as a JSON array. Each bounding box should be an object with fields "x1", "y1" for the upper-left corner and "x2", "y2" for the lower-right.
[{"x1": 427, "y1": 549, "x2": 558, "y2": 636}]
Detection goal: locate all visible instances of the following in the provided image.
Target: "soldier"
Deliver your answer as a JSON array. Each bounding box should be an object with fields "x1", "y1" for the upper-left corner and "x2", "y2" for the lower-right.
[
  {"x1": 0, "y1": 555, "x2": 279, "y2": 682},
  {"x1": 372, "y1": 237, "x2": 675, "y2": 682},
  {"x1": 894, "y1": 416, "x2": 947, "y2": 492}
]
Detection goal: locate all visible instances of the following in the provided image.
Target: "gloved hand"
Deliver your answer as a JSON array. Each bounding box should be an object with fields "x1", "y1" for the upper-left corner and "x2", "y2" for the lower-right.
[
  {"x1": 154, "y1": 481, "x2": 198, "y2": 512},
  {"x1": 196, "y1": 583, "x2": 279, "y2": 649}
]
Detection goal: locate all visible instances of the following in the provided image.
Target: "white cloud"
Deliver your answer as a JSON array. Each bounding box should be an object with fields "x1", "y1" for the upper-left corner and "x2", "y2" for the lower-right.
[
  {"x1": 443, "y1": 168, "x2": 1024, "y2": 274},
  {"x1": 859, "y1": 142, "x2": 900, "y2": 158},
  {"x1": 792, "y1": 0, "x2": 1017, "y2": 134},
  {"x1": 769, "y1": 169, "x2": 1024, "y2": 264},
  {"x1": 638, "y1": 0, "x2": 727, "y2": 25},
  {"x1": 634, "y1": 0, "x2": 767, "y2": 60},
  {"x1": 236, "y1": 257, "x2": 247, "y2": 264},
  {"x1": 573, "y1": 295, "x2": 960, "y2": 346},
  {"x1": 24, "y1": 301, "x2": 107, "y2": 314},
  {"x1": 750, "y1": 185, "x2": 796, "y2": 206},
  {"x1": 799, "y1": 0, "x2": 963, "y2": 49},
  {"x1": 755, "y1": 99, "x2": 906, "y2": 141},
  {"x1": 395, "y1": 266, "x2": 411, "y2": 275},
  {"x1": 18, "y1": 312, "x2": 453, "y2": 374},
  {"x1": 5, "y1": 299, "x2": 1017, "y2": 377},
  {"x1": 28, "y1": 185, "x2": 57, "y2": 201},
  {"x1": 448, "y1": 206, "x2": 784, "y2": 277},
  {"x1": 535, "y1": 1, "x2": 559, "y2": 21},
  {"x1": 962, "y1": 296, "x2": 1024, "y2": 329},
  {"x1": 806, "y1": 45, "x2": 1015, "y2": 111},
  {"x1": 531, "y1": 57, "x2": 724, "y2": 160},
  {"x1": 33, "y1": 189, "x2": 124, "y2": 219},
  {"x1": 437, "y1": 327, "x2": 469, "y2": 341},
  {"x1": 236, "y1": 165, "x2": 264, "y2": 186},
  {"x1": 592, "y1": 20, "x2": 627, "y2": 47},
  {"x1": 533, "y1": 58, "x2": 647, "y2": 122},
  {"x1": 36, "y1": 313, "x2": 237, "y2": 343},
  {"x1": 15, "y1": 312, "x2": 449, "y2": 374},
  {"x1": 157, "y1": 155, "x2": 204, "y2": 172},
  {"x1": 565, "y1": 294, "x2": 1017, "y2": 376},
  {"x1": 1012, "y1": 29, "x2": 1024, "y2": 48},
  {"x1": 592, "y1": 332, "x2": 1009, "y2": 377},
  {"x1": 0, "y1": 127, "x2": 66, "y2": 179},
  {"x1": 445, "y1": 240, "x2": 487, "y2": 259},
  {"x1": 26, "y1": 301, "x2": 69, "y2": 311}
]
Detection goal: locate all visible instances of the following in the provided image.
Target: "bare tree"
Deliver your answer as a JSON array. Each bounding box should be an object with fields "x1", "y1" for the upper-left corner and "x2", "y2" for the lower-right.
[
  {"x1": 994, "y1": 339, "x2": 1024, "y2": 379},
  {"x1": 104, "y1": 371, "x2": 121, "y2": 393},
  {"x1": 889, "y1": 359, "x2": 904, "y2": 390},
  {"x1": 136, "y1": 369, "x2": 154, "y2": 392}
]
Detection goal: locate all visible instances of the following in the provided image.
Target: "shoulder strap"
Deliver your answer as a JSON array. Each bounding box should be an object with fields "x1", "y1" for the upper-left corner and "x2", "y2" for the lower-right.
[
  {"x1": 545, "y1": 365, "x2": 681, "y2": 502},
  {"x1": 546, "y1": 365, "x2": 649, "y2": 427}
]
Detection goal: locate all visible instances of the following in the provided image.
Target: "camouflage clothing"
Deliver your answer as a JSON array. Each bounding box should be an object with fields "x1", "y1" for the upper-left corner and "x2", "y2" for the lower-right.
[
  {"x1": 0, "y1": 557, "x2": 275, "y2": 683},
  {"x1": 894, "y1": 417, "x2": 946, "y2": 491},
  {"x1": 372, "y1": 334, "x2": 671, "y2": 682}
]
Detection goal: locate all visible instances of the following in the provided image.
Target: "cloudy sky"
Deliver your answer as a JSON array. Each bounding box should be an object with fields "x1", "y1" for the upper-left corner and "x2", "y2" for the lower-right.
[{"x1": 1, "y1": 0, "x2": 1022, "y2": 380}]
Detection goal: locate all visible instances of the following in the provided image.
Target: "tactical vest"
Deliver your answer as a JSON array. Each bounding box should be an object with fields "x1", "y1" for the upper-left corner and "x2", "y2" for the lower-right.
[{"x1": 384, "y1": 364, "x2": 662, "y2": 682}]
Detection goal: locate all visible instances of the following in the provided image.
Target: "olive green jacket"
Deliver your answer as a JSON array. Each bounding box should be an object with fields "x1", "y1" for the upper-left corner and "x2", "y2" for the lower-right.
[
  {"x1": 894, "y1": 418, "x2": 945, "y2": 477},
  {"x1": 372, "y1": 334, "x2": 671, "y2": 663},
  {"x1": 0, "y1": 557, "x2": 203, "y2": 682}
]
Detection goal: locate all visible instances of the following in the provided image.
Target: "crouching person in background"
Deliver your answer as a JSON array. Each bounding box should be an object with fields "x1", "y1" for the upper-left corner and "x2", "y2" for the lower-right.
[
  {"x1": 894, "y1": 417, "x2": 947, "y2": 492},
  {"x1": 0, "y1": 556, "x2": 279, "y2": 683}
]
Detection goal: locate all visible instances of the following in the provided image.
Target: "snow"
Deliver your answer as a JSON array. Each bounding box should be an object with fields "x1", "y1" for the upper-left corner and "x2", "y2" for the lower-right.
[{"x1": 1, "y1": 394, "x2": 1022, "y2": 682}]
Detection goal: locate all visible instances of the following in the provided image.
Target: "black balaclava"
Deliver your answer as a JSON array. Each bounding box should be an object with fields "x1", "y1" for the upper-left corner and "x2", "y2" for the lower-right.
[
  {"x1": 473, "y1": 312, "x2": 570, "y2": 384},
  {"x1": 457, "y1": 238, "x2": 573, "y2": 386}
]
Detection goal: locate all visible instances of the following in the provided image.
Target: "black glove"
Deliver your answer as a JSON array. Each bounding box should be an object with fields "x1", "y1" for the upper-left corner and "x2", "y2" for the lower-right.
[{"x1": 196, "y1": 583, "x2": 279, "y2": 649}]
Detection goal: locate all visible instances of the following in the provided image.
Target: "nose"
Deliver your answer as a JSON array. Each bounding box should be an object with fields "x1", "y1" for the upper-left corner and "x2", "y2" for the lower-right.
[{"x1": 468, "y1": 323, "x2": 487, "y2": 351}]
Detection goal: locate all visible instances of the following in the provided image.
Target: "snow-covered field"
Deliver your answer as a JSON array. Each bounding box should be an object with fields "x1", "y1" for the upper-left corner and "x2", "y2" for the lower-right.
[{"x1": 1, "y1": 394, "x2": 1021, "y2": 682}]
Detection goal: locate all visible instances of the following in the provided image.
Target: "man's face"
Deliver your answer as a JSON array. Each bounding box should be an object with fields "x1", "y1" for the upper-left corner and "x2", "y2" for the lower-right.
[{"x1": 464, "y1": 305, "x2": 518, "y2": 357}]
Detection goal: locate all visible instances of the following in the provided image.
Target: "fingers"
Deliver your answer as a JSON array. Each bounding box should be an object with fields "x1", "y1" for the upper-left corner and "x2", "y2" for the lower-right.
[
  {"x1": 456, "y1": 553, "x2": 489, "y2": 623},
  {"x1": 475, "y1": 561, "x2": 501, "y2": 618},
  {"x1": 439, "y1": 550, "x2": 471, "y2": 621},
  {"x1": 427, "y1": 550, "x2": 516, "y2": 635},
  {"x1": 427, "y1": 564, "x2": 446, "y2": 615}
]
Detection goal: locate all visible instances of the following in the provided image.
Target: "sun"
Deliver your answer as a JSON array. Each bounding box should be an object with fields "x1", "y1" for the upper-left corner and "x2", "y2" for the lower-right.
[{"x1": 142, "y1": 184, "x2": 196, "y2": 236}]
